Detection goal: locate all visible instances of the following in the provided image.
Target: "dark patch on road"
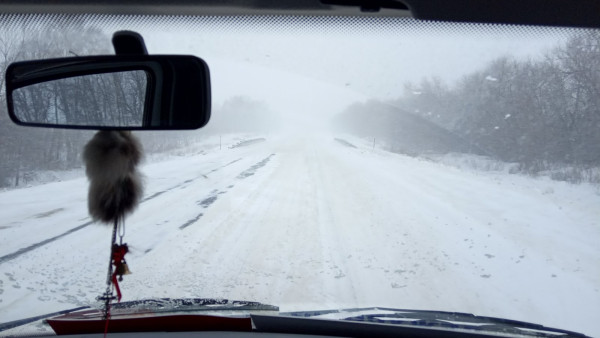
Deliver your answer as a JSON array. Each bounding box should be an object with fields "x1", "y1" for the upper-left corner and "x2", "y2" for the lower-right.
[
  {"x1": 198, "y1": 190, "x2": 219, "y2": 208},
  {"x1": 143, "y1": 189, "x2": 171, "y2": 202},
  {"x1": 229, "y1": 138, "x2": 266, "y2": 149},
  {"x1": 34, "y1": 208, "x2": 65, "y2": 219},
  {"x1": 196, "y1": 187, "x2": 229, "y2": 210},
  {"x1": 391, "y1": 283, "x2": 407, "y2": 289},
  {"x1": 334, "y1": 138, "x2": 357, "y2": 148},
  {"x1": 237, "y1": 154, "x2": 275, "y2": 179},
  {"x1": 0, "y1": 221, "x2": 94, "y2": 265},
  {"x1": 181, "y1": 189, "x2": 224, "y2": 229},
  {"x1": 200, "y1": 195, "x2": 218, "y2": 207},
  {"x1": 179, "y1": 213, "x2": 204, "y2": 230}
]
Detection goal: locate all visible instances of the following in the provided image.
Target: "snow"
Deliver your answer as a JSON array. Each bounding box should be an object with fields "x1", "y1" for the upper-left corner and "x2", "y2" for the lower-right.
[
  {"x1": 485, "y1": 75, "x2": 498, "y2": 82},
  {"x1": 0, "y1": 133, "x2": 599, "y2": 337}
]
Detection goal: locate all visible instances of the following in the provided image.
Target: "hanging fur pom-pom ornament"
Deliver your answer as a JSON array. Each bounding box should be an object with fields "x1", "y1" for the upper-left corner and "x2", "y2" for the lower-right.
[{"x1": 83, "y1": 131, "x2": 144, "y2": 224}]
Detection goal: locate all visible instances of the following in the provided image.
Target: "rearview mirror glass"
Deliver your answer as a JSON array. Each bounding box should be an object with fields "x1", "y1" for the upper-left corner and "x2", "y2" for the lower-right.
[
  {"x1": 6, "y1": 55, "x2": 211, "y2": 130},
  {"x1": 12, "y1": 70, "x2": 147, "y2": 127}
]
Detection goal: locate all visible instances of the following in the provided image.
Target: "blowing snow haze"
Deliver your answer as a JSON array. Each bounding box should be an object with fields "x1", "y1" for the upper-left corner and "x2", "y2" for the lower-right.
[{"x1": 0, "y1": 15, "x2": 599, "y2": 338}]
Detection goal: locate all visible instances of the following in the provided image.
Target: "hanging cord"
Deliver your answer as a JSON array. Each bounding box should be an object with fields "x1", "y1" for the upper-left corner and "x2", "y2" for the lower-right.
[
  {"x1": 106, "y1": 218, "x2": 119, "y2": 292},
  {"x1": 101, "y1": 218, "x2": 119, "y2": 336},
  {"x1": 118, "y1": 218, "x2": 126, "y2": 245}
]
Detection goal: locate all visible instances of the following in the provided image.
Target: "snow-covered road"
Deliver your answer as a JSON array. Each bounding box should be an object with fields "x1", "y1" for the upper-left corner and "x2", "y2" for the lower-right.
[{"x1": 1, "y1": 133, "x2": 599, "y2": 336}]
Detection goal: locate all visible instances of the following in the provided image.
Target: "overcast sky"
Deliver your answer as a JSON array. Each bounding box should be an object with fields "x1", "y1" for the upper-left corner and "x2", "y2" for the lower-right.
[{"x1": 95, "y1": 16, "x2": 577, "y2": 124}]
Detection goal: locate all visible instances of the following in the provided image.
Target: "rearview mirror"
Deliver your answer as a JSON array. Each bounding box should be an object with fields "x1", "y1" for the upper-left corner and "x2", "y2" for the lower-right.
[{"x1": 5, "y1": 55, "x2": 211, "y2": 130}]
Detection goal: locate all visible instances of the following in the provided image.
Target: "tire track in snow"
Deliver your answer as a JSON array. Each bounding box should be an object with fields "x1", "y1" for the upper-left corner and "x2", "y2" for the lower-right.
[
  {"x1": 179, "y1": 189, "x2": 223, "y2": 229},
  {"x1": 33, "y1": 208, "x2": 65, "y2": 219},
  {"x1": 142, "y1": 158, "x2": 242, "y2": 202},
  {"x1": 179, "y1": 154, "x2": 276, "y2": 230},
  {"x1": 237, "y1": 154, "x2": 275, "y2": 179},
  {"x1": 179, "y1": 213, "x2": 204, "y2": 230},
  {"x1": 0, "y1": 221, "x2": 94, "y2": 265},
  {"x1": 0, "y1": 158, "x2": 245, "y2": 266}
]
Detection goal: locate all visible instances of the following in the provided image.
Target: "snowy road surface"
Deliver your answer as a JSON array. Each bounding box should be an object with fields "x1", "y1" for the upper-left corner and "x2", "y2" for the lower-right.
[{"x1": 0, "y1": 133, "x2": 599, "y2": 336}]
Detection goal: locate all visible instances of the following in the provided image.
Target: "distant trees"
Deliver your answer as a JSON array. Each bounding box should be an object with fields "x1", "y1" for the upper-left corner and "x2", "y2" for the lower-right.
[
  {"x1": 0, "y1": 19, "x2": 279, "y2": 189},
  {"x1": 335, "y1": 30, "x2": 600, "y2": 180},
  {"x1": 333, "y1": 99, "x2": 477, "y2": 156},
  {"x1": 445, "y1": 31, "x2": 600, "y2": 168},
  {"x1": 0, "y1": 19, "x2": 110, "y2": 187},
  {"x1": 204, "y1": 96, "x2": 279, "y2": 134},
  {"x1": 12, "y1": 71, "x2": 147, "y2": 127}
]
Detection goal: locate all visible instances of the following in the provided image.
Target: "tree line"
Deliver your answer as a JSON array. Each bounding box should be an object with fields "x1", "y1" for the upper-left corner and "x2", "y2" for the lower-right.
[
  {"x1": 12, "y1": 70, "x2": 147, "y2": 127},
  {"x1": 0, "y1": 20, "x2": 189, "y2": 187},
  {"x1": 0, "y1": 18, "x2": 110, "y2": 187},
  {"x1": 0, "y1": 18, "x2": 277, "y2": 188},
  {"x1": 335, "y1": 30, "x2": 600, "y2": 181}
]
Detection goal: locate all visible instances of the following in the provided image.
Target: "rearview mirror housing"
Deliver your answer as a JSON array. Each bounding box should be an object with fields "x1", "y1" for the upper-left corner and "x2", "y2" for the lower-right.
[{"x1": 5, "y1": 55, "x2": 211, "y2": 130}]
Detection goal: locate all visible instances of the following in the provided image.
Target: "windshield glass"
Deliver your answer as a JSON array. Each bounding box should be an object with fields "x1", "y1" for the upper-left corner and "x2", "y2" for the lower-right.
[{"x1": 0, "y1": 14, "x2": 598, "y2": 337}]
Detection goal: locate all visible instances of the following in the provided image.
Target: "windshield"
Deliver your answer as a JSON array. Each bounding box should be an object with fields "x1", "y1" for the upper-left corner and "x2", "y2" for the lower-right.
[{"x1": 0, "y1": 14, "x2": 599, "y2": 337}]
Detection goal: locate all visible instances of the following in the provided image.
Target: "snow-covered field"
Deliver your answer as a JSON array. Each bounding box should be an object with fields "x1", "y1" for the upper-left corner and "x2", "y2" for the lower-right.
[{"x1": 0, "y1": 133, "x2": 599, "y2": 336}]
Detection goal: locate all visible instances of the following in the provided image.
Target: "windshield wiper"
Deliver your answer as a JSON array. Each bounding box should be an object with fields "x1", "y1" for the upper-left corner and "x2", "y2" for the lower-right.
[
  {"x1": 0, "y1": 298, "x2": 278, "y2": 335},
  {"x1": 2, "y1": 303, "x2": 589, "y2": 337},
  {"x1": 110, "y1": 297, "x2": 278, "y2": 313},
  {"x1": 253, "y1": 307, "x2": 589, "y2": 337},
  {"x1": 0, "y1": 306, "x2": 89, "y2": 333}
]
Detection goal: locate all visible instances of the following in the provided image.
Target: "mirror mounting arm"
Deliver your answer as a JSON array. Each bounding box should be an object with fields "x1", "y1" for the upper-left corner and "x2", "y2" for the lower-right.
[
  {"x1": 112, "y1": 31, "x2": 156, "y2": 128},
  {"x1": 112, "y1": 31, "x2": 148, "y2": 56}
]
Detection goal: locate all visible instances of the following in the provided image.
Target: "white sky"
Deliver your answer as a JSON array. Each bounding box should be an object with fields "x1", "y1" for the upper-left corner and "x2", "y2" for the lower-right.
[{"x1": 96, "y1": 16, "x2": 576, "y2": 120}]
